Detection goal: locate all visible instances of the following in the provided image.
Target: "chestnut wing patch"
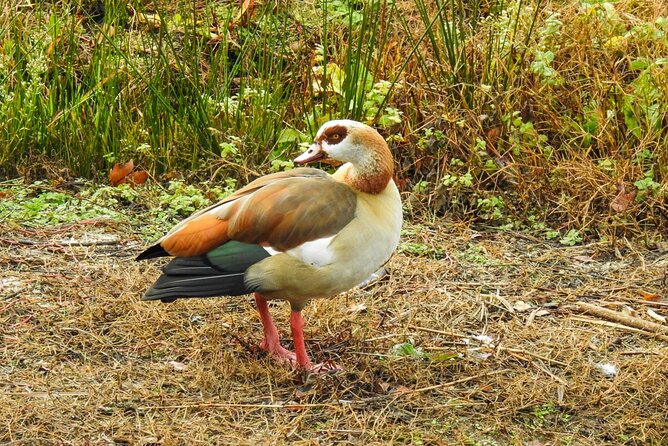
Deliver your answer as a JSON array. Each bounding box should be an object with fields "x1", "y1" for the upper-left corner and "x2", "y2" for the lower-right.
[
  {"x1": 160, "y1": 214, "x2": 229, "y2": 258},
  {"x1": 227, "y1": 177, "x2": 357, "y2": 251},
  {"x1": 149, "y1": 169, "x2": 357, "y2": 258}
]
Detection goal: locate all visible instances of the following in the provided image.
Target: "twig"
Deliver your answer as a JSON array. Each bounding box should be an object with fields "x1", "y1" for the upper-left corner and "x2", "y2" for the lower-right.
[
  {"x1": 574, "y1": 301, "x2": 668, "y2": 338},
  {"x1": 1, "y1": 289, "x2": 24, "y2": 300},
  {"x1": 338, "y1": 369, "x2": 510, "y2": 405},
  {"x1": 528, "y1": 359, "x2": 568, "y2": 386},
  {"x1": 141, "y1": 370, "x2": 510, "y2": 412},
  {"x1": 0, "y1": 237, "x2": 120, "y2": 248},
  {"x1": 56, "y1": 239, "x2": 121, "y2": 247},
  {"x1": 620, "y1": 350, "x2": 667, "y2": 356},
  {"x1": 499, "y1": 347, "x2": 568, "y2": 367},
  {"x1": 139, "y1": 401, "x2": 340, "y2": 411},
  {"x1": 402, "y1": 369, "x2": 509, "y2": 394},
  {"x1": 408, "y1": 325, "x2": 470, "y2": 339},
  {"x1": 411, "y1": 326, "x2": 569, "y2": 366},
  {"x1": 636, "y1": 300, "x2": 668, "y2": 308},
  {"x1": 438, "y1": 281, "x2": 511, "y2": 288},
  {"x1": 2, "y1": 392, "x2": 88, "y2": 397},
  {"x1": 570, "y1": 315, "x2": 668, "y2": 342}
]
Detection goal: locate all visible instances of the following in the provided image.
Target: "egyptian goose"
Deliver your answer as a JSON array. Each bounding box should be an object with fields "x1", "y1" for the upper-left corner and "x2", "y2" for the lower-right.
[{"x1": 136, "y1": 120, "x2": 403, "y2": 370}]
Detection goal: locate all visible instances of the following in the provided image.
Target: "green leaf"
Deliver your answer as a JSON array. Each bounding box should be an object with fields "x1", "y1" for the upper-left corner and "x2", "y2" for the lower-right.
[
  {"x1": 276, "y1": 128, "x2": 303, "y2": 145},
  {"x1": 630, "y1": 58, "x2": 650, "y2": 71},
  {"x1": 391, "y1": 342, "x2": 425, "y2": 357},
  {"x1": 430, "y1": 352, "x2": 461, "y2": 362}
]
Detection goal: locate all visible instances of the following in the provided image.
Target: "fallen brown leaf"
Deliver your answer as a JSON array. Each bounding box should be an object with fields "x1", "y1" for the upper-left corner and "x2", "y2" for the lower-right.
[
  {"x1": 109, "y1": 160, "x2": 149, "y2": 187},
  {"x1": 109, "y1": 160, "x2": 134, "y2": 186},
  {"x1": 128, "y1": 170, "x2": 149, "y2": 186},
  {"x1": 240, "y1": 0, "x2": 255, "y2": 23},
  {"x1": 611, "y1": 183, "x2": 636, "y2": 212},
  {"x1": 641, "y1": 291, "x2": 661, "y2": 301}
]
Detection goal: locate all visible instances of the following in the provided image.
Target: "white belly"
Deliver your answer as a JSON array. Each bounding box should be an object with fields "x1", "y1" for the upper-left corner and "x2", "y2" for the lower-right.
[{"x1": 316, "y1": 180, "x2": 403, "y2": 294}]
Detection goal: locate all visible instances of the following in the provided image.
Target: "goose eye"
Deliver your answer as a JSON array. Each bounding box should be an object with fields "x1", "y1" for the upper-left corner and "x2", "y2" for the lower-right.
[{"x1": 331, "y1": 134, "x2": 340, "y2": 140}]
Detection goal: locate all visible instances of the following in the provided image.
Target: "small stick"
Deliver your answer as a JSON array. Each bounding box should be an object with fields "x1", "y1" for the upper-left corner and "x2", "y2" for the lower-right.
[
  {"x1": 403, "y1": 369, "x2": 509, "y2": 394},
  {"x1": 145, "y1": 371, "x2": 512, "y2": 412},
  {"x1": 620, "y1": 350, "x2": 666, "y2": 356},
  {"x1": 57, "y1": 239, "x2": 121, "y2": 247},
  {"x1": 408, "y1": 325, "x2": 469, "y2": 339},
  {"x1": 3, "y1": 392, "x2": 88, "y2": 397},
  {"x1": 529, "y1": 360, "x2": 568, "y2": 386},
  {"x1": 571, "y1": 316, "x2": 668, "y2": 342},
  {"x1": 139, "y1": 402, "x2": 340, "y2": 411},
  {"x1": 499, "y1": 347, "x2": 568, "y2": 367},
  {"x1": 575, "y1": 302, "x2": 668, "y2": 337}
]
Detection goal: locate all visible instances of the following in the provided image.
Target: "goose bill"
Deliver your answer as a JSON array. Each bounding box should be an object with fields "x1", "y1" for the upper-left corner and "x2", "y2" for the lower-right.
[{"x1": 294, "y1": 143, "x2": 327, "y2": 164}]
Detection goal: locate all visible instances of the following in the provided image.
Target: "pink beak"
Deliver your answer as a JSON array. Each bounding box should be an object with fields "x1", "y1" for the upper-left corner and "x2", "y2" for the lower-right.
[{"x1": 294, "y1": 143, "x2": 327, "y2": 164}]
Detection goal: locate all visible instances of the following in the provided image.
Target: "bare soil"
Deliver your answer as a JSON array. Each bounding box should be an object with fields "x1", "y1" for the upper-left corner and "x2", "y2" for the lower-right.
[{"x1": 1, "y1": 220, "x2": 667, "y2": 445}]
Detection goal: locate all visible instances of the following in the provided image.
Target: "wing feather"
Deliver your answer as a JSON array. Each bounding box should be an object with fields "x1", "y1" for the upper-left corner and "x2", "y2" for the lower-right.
[{"x1": 137, "y1": 167, "x2": 357, "y2": 259}]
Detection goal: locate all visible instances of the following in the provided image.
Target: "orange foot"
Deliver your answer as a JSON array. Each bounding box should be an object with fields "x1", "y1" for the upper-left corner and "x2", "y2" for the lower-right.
[
  {"x1": 260, "y1": 338, "x2": 297, "y2": 364},
  {"x1": 310, "y1": 360, "x2": 344, "y2": 374}
]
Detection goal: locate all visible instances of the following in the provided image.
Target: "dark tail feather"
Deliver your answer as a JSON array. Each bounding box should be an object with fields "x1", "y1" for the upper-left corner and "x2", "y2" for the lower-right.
[
  {"x1": 141, "y1": 241, "x2": 270, "y2": 302},
  {"x1": 142, "y1": 256, "x2": 254, "y2": 302},
  {"x1": 136, "y1": 243, "x2": 169, "y2": 261}
]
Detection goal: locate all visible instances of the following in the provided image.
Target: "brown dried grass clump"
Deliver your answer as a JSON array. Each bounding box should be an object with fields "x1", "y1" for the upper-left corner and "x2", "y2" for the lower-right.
[
  {"x1": 2, "y1": 219, "x2": 667, "y2": 445},
  {"x1": 393, "y1": 0, "x2": 668, "y2": 237}
]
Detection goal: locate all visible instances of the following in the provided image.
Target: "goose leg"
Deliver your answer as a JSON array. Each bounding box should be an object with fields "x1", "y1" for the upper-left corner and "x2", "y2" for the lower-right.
[
  {"x1": 289, "y1": 310, "x2": 312, "y2": 369},
  {"x1": 290, "y1": 310, "x2": 342, "y2": 372},
  {"x1": 254, "y1": 294, "x2": 296, "y2": 363}
]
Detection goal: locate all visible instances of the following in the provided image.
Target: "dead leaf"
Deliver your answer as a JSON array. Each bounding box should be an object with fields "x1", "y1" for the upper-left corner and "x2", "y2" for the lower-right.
[
  {"x1": 240, "y1": 0, "x2": 255, "y2": 23},
  {"x1": 513, "y1": 300, "x2": 533, "y2": 312},
  {"x1": 646, "y1": 309, "x2": 666, "y2": 323},
  {"x1": 611, "y1": 183, "x2": 636, "y2": 212},
  {"x1": 467, "y1": 350, "x2": 492, "y2": 360},
  {"x1": 641, "y1": 291, "x2": 661, "y2": 301},
  {"x1": 391, "y1": 385, "x2": 412, "y2": 395},
  {"x1": 477, "y1": 384, "x2": 494, "y2": 392},
  {"x1": 485, "y1": 127, "x2": 501, "y2": 156},
  {"x1": 109, "y1": 160, "x2": 134, "y2": 186},
  {"x1": 621, "y1": 305, "x2": 637, "y2": 317},
  {"x1": 573, "y1": 254, "x2": 595, "y2": 262},
  {"x1": 136, "y1": 12, "x2": 162, "y2": 28},
  {"x1": 347, "y1": 302, "x2": 367, "y2": 314},
  {"x1": 167, "y1": 360, "x2": 187, "y2": 371},
  {"x1": 376, "y1": 381, "x2": 391, "y2": 393},
  {"x1": 128, "y1": 170, "x2": 149, "y2": 186},
  {"x1": 109, "y1": 160, "x2": 149, "y2": 187},
  {"x1": 294, "y1": 386, "x2": 314, "y2": 399}
]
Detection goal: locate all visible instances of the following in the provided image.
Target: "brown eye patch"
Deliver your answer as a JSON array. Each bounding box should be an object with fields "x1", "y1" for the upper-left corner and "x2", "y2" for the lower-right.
[{"x1": 322, "y1": 125, "x2": 348, "y2": 145}]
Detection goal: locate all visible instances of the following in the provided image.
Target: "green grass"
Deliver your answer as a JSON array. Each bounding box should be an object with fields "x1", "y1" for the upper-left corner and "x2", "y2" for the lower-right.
[{"x1": 0, "y1": 0, "x2": 666, "y2": 236}]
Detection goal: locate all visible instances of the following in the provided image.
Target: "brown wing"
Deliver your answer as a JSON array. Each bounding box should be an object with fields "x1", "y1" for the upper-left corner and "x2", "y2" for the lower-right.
[{"x1": 157, "y1": 168, "x2": 357, "y2": 257}]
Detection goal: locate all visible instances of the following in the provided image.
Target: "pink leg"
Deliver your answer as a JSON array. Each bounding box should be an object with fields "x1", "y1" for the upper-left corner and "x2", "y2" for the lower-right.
[
  {"x1": 289, "y1": 310, "x2": 313, "y2": 369},
  {"x1": 254, "y1": 294, "x2": 296, "y2": 363},
  {"x1": 290, "y1": 310, "x2": 343, "y2": 372}
]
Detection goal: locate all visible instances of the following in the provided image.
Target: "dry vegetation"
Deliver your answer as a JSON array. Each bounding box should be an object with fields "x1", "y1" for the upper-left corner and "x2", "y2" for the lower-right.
[
  {"x1": 1, "y1": 0, "x2": 666, "y2": 234},
  {"x1": 2, "y1": 0, "x2": 668, "y2": 444},
  {"x1": 2, "y1": 219, "x2": 667, "y2": 445}
]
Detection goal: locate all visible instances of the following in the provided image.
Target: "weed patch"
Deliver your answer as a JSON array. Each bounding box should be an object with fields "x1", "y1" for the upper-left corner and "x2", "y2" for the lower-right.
[{"x1": 1, "y1": 1, "x2": 666, "y2": 235}]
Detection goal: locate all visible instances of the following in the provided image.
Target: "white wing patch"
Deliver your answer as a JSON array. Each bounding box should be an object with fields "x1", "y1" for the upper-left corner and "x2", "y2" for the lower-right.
[
  {"x1": 263, "y1": 236, "x2": 337, "y2": 266},
  {"x1": 284, "y1": 235, "x2": 337, "y2": 267},
  {"x1": 263, "y1": 246, "x2": 280, "y2": 256}
]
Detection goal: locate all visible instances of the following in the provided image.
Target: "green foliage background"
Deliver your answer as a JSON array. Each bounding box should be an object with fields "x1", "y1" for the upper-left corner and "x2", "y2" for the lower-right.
[{"x1": 0, "y1": 0, "x2": 666, "y2": 237}]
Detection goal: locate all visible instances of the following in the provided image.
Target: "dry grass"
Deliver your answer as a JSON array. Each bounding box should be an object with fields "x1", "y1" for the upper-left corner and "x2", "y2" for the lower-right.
[{"x1": 1, "y1": 219, "x2": 667, "y2": 445}]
